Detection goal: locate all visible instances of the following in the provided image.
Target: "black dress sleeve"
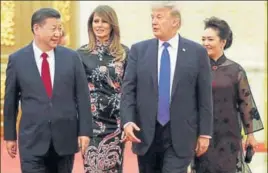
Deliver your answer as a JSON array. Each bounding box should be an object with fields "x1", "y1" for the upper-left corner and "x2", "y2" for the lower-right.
[{"x1": 237, "y1": 66, "x2": 264, "y2": 134}]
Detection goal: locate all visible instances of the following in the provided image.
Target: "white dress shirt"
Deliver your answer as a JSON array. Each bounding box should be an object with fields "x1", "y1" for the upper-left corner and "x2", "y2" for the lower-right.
[
  {"x1": 158, "y1": 34, "x2": 179, "y2": 97},
  {"x1": 123, "y1": 36, "x2": 179, "y2": 129},
  {"x1": 124, "y1": 35, "x2": 211, "y2": 139},
  {"x1": 32, "y1": 41, "x2": 55, "y2": 87}
]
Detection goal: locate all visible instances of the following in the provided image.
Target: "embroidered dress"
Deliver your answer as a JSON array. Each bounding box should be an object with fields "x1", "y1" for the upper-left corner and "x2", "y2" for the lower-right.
[{"x1": 77, "y1": 41, "x2": 128, "y2": 173}]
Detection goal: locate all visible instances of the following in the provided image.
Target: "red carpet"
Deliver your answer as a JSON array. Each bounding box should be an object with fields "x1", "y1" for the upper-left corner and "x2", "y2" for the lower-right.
[
  {"x1": 1, "y1": 140, "x2": 138, "y2": 173},
  {"x1": 1, "y1": 138, "x2": 266, "y2": 173}
]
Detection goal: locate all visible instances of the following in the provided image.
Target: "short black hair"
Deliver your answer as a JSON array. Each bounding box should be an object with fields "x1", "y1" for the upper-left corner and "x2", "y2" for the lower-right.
[
  {"x1": 31, "y1": 8, "x2": 61, "y2": 33},
  {"x1": 204, "y1": 16, "x2": 233, "y2": 50}
]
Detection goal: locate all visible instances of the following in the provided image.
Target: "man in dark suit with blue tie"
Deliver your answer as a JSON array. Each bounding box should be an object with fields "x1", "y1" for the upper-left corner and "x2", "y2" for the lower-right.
[
  {"x1": 3, "y1": 8, "x2": 92, "y2": 173},
  {"x1": 120, "y1": 2, "x2": 213, "y2": 173}
]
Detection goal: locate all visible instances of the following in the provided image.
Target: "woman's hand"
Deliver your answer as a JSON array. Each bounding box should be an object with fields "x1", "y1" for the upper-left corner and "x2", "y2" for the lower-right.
[{"x1": 245, "y1": 134, "x2": 258, "y2": 152}]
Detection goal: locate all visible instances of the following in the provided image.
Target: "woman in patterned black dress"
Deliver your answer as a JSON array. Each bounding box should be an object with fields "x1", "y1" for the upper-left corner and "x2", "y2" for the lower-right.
[
  {"x1": 193, "y1": 17, "x2": 264, "y2": 173},
  {"x1": 77, "y1": 5, "x2": 129, "y2": 173}
]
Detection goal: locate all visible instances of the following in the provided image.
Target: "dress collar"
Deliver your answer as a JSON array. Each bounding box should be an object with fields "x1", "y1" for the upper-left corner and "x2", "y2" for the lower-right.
[{"x1": 210, "y1": 54, "x2": 227, "y2": 66}]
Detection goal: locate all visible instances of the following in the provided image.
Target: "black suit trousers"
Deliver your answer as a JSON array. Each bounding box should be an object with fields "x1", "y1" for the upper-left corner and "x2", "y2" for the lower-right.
[
  {"x1": 137, "y1": 122, "x2": 192, "y2": 173},
  {"x1": 20, "y1": 142, "x2": 74, "y2": 173}
]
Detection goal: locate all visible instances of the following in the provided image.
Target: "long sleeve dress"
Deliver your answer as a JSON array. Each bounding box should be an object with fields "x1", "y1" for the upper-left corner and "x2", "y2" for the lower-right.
[
  {"x1": 77, "y1": 42, "x2": 129, "y2": 173},
  {"x1": 194, "y1": 54, "x2": 264, "y2": 173}
]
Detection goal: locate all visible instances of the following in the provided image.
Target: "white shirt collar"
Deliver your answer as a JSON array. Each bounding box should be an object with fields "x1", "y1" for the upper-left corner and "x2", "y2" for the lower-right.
[
  {"x1": 158, "y1": 34, "x2": 179, "y2": 49},
  {"x1": 32, "y1": 41, "x2": 54, "y2": 59}
]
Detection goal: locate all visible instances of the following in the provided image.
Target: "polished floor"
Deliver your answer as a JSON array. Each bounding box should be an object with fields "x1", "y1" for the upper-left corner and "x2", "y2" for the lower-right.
[{"x1": 1, "y1": 140, "x2": 267, "y2": 173}]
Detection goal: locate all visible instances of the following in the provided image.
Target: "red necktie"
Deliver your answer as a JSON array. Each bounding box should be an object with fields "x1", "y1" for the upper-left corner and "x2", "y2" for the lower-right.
[{"x1": 41, "y1": 52, "x2": 52, "y2": 98}]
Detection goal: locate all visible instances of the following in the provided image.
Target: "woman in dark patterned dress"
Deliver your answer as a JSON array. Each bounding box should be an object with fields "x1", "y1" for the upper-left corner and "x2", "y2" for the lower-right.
[
  {"x1": 193, "y1": 17, "x2": 264, "y2": 173},
  {"x1": 77, "y1": 5, "x2": 129, "y2": 173}
]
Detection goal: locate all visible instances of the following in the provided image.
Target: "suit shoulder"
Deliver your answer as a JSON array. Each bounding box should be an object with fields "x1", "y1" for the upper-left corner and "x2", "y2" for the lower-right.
[
  {"x1": 182, "y1": 37, "x2": 205, "y2": 51},
  {"x1": 9, "y1": 44, "x2": 32, "y2": 59},
  {"x1": 121, "y1": 43, "x2": 129, "y2": 52},
  {"x1": 134, "y1": 38, "x2": 155, "y2": 46},
  {"x1": 57, "y1": 45, "x2": 78, "y2": 55},
  {"x1": 56, "y1": 46, "x2": 82, "y2": 64},
  {"x1": 130, "y1": 38, "x2": 155, "y2": 49},
  {"x1": 75, "y1": 44, "x2": 91, "y2": 61},
  {"x1": 76, "y1": 44, "x2": 88, "y2": 53}
]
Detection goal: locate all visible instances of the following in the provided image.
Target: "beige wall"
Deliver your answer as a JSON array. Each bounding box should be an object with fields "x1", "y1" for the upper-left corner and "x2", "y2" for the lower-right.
[
  {"x1": 78, "y1": 1, "x2": 267, "y2": 141},
  {"x1": 78, "y1": 1, "x2": 266, "y2": 64}
]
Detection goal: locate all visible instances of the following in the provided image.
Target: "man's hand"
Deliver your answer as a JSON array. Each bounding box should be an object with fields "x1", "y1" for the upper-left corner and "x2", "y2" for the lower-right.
[
  {"x1": 6, "y1": 140, "x2": 17, "y2": 158},
  {"x1": 121, "y1": 123, "x2": 141, "y2": 143},
  {"x1": 195, "y1": 136, "x2": 210, "y2": 157},
  {"x1": 78, "y1": 136, "x2": 90, "y2": 156}
]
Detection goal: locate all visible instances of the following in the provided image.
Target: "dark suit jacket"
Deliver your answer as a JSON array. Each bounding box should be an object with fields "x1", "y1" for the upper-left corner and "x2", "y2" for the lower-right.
[
  {"x1": 4, "y1": 42, "x2": 93, "y2": 156},
  {"x1": 120, "y1": 35, "x2": 213, "y2": 157}
]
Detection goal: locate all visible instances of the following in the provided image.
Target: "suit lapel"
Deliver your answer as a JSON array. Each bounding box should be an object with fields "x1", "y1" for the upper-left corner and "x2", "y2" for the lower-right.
[
  {"x1": 27, "y1": 42, "x2": 61, "y2": 100},
  {"x1": 148, "y1": 36, "x2": 189, "y2": 100},
  {"x1": 171, "y1": 35, "x2": 188, "y2": 102},
  {"x1": 26, "y1": 42, "x2": 49, "y2": 99},
  {"x1": 149, "y1": 39, "x2": 159, "y2": 95},
  {"x1": 52, "y1": 47, "x2": 61, "y2": 98}
]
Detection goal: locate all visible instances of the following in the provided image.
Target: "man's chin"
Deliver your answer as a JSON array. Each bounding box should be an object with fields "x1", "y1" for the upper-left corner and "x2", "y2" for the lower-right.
[
  {"x1": 50, "y1": 43, "x2": 58, "y2": 48},
  {"x1": 153, "y1": 32, "x2": 160, "y2": 38},
  {"x1": 153, "y1": 33, "x2": 166, "y2": 40}
]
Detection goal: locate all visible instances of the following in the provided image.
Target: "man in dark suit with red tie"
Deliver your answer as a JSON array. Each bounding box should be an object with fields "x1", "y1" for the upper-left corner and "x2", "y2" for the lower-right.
[
  {"x1": 120, "y1": 2, "x2": 213, "y2": 173},
  {"x1": 3, "y1": 8, "x2": 92, "y2": 173}
]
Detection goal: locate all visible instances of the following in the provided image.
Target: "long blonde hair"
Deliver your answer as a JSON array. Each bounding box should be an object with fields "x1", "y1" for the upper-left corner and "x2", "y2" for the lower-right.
[{"x1": 87, "y1": 5, "x2": 126, "y2": 61}]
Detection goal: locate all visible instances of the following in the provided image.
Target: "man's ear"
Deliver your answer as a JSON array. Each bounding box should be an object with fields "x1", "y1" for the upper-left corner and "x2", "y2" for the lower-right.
[
  {"x1": 33, "y1": 24, "x2": 40, "y2": 35},
  {"x1": 172, "y1": 18, "x2": 180, "y2": 28}
]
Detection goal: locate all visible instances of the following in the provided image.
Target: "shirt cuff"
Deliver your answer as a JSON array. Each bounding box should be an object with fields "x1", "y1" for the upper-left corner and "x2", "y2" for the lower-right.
[
  {"x1": 200, "y1": 135, "x2": 212, "y2": 139},
  {"x1": 123, "y1": 122, "x2": 135, "y2": 129}
]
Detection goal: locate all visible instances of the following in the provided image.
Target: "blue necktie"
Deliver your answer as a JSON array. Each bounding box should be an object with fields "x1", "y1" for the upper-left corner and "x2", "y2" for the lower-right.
[{"x1": 157, "y1": 42, "x2": 170, "y2": 126}]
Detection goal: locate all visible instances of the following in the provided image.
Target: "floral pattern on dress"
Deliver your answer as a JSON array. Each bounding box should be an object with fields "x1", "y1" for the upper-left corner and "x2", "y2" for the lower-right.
[
  {"x1": 77, "y1": 41, "x2": 128, "y2": 173},
  {"x1": 84, "y1": 129, "x2": 122, "y2": 173}
]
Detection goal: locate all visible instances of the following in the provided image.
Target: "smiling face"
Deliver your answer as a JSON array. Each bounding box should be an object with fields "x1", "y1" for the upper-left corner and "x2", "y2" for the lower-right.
[
  {"x1": 33, "y1": 17, "x2": 62, "y2": 51},
  {"x1": 202, "y1": 27, "x2": 226, "y2": 59},
  {"x1": 92, "y1": 13, "x2": 112, "y2": 42}
]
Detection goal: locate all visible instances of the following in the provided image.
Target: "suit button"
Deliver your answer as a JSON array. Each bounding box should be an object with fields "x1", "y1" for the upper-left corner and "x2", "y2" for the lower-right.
[
  {"x1": 48, "y1": 120, "x2": 51, "y2": 124},
  {"x1": 49, "y1": 102, "x2": 52, "y2": 107}
]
